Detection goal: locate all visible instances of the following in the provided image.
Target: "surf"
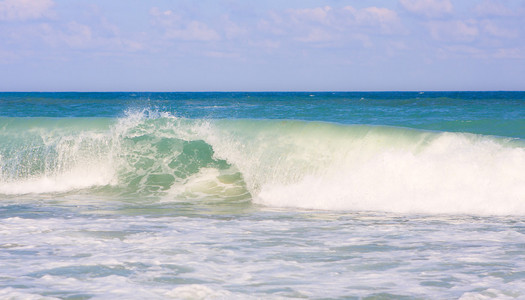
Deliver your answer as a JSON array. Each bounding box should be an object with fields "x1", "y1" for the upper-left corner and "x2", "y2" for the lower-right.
[{"x1": 1, "y1": 110, "x2": 524, "y2": 215}]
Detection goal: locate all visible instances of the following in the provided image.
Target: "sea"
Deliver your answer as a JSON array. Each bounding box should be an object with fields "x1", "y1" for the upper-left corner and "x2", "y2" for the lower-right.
[{"x1": 0, "y1": 92, "x2": 524, "y2": 299}]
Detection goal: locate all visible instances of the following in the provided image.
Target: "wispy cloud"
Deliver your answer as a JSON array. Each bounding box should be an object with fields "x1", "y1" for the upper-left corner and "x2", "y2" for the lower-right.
[
  {"x1": 398, "y1": 0, "x2": 524, "y2": 60},
  {"x1": 480, "y1": 20, "x2": 517, "y2": 39},
  {"x1": 399, "y1": 0, "x2": 453, "y2": 18},
  {"x1": 0, "y1": 2, "x2": 143, "y2": 63},
  {"x1": 0, "y1": 0, "x2": 54, "y2": 21},
  {"x1": 150, "y1": 7, "x2": 220, "y2": 42},
  {"x1": 474, "y1": 0, "x2": 516, "y2": 17},
  {"x1": 259, "y1": 5, "x2": 403, "y2": 46},
  {"x1": 0, "y1": 0, "x2": 524, "y2": 91},
  {"x1": 427, "y1": 20, "x2": 479, "y2": 42}
]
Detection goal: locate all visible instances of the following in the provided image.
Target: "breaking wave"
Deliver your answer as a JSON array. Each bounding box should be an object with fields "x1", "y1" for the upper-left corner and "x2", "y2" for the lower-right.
[{"x1": 1, "y1": 110, "x2": 524, "y2": 215}]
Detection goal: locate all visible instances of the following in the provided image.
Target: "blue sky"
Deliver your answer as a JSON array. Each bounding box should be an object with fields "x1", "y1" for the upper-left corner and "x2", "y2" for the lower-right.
[{"x1": 1, "y1": 0, "x2": 524, "y2": 91}]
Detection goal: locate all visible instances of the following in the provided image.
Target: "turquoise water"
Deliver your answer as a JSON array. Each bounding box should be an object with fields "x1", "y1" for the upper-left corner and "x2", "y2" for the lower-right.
[
  {"x1": 1, "y1": 92, "x2": 525, "y2": 299},
  {"x1": 2, "y1": 92, "x2": 524, "y2": 139}
]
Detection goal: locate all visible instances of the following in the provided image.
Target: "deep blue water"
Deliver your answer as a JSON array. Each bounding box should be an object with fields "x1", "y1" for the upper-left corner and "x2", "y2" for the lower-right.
[{"x1": 1, "y1": 92, "x2": 524, "y2": 138}]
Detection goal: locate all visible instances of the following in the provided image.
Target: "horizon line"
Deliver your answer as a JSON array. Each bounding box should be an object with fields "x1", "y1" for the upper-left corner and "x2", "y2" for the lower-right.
[{"x1": 1, "y1": 90, "x2": 524, "y2": 93}]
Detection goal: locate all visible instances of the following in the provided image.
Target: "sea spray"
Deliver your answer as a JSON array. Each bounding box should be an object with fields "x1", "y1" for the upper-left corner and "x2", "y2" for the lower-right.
[
  {"x1": 0, "y1": 118, "x2": 117, "y2": 194},
  {"x1": 0, "y1": 111, "x2": 247, "y2": 200}
]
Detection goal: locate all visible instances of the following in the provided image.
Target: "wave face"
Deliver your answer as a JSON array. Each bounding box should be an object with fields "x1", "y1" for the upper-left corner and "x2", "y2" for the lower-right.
[
  {"x1": 1, "y1": 111, "x2": 524, "y2": 215},
  {"x1": 0, "y1": 112, "x2": 248, "y2": 202}
]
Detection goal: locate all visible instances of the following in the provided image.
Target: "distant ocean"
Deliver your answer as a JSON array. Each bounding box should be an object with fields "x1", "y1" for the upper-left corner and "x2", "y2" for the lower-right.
[{"x1": 1, "y1": 92, "x2": 524, "y2": 299}]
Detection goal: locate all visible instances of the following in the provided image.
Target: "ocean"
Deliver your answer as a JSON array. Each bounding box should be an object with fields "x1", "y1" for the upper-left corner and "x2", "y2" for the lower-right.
[{"x1": 1, "y1": 92, "x2": 524, "y2": 299}]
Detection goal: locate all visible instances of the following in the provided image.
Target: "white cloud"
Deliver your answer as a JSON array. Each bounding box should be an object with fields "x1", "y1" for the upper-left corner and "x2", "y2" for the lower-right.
[
  {"x1": 344, "y1": 6, "x2": 402, "y2": 34},
  {"x1": 289, "y1": 6, "x2": 332, "y2": 25},
  {"x1": 437, "y1": 45, "x2": 488, "y2": 59},
  {"x1": 474, "y1": 0, "x2": 515, "y2": 17},
  {"x1": 7, "y1": 17, "x2": 143, "y2": 56},
  {"x1": 150, "y1": 7, "x2": 220, "y2": 42},
  {"x1": 221, "y1": 15, "x2": 248, "y2": 40},
  {"x1": 399, "y1": 0, "x2": 453, "y2": 18},
  {"x1": 165, "y1": 21, "x2": 220, "y2": 41},
  {"x1": 287, "y1": 5, "x2": 401, "y2": 32},
  {"x1": 0, "y1": 48, "x2": 20, "y2": 63},
  {"x1": 494, "y1": 48, "x2": 524, "y2": 59},
  {"x1": 257, "y1": 11, "x2": 285, "y2": 36},
  {"x1": 480, "y1": 20, "x2": 517, "y2": 39},
  {"x1": 0, "y1": 0, "x2": 54, "y2": 21},
  {"x1": 248, "y1": 39, "x2": 280, "y2": 51},
  {"x1": 270, "y1": 5, "x2": 402, "y2": 45},
  {"x1": 204, "y1": 50, "x2": 241, "y2": 59},
  {"x1": 427, "y1": 20, "x2": 478, "y2": 42},
  {"x1": 438, "y1": 45, "x2": 525, "y2": 60},
  {"x1": 296, "y1": 27, "x2": 334, "y2": 43},
  {"x1": 63, "y1": 22, "x2": 93, "y2": 48}
]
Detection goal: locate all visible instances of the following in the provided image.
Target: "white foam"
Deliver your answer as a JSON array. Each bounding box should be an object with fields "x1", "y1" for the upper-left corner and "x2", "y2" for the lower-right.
[
  {"x1": 0, "y1": 127, "x2": 121, "y2": 195},
  {"x1": 203, "y1": 121, "x2": 525, "y2": 215},
  {"x1": 166, "y1": 284, "x2": 231, "y2": 299},
  {"x1": 0, "y1": 166, "x2": 116, "y2": 195},
  {"x1": 167, "y1": 167, "x2": 248, "y2": 201}
]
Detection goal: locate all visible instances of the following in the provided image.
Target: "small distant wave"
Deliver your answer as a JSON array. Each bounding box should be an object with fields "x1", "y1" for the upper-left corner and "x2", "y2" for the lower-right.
[{"x1": 1, "y1": 111, "x2": 524, "y2": 215}]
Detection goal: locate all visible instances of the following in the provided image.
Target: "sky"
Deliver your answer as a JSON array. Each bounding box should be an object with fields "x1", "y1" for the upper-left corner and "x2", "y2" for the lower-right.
[{"x1": 0, "y1": 0, "x2": 524, "y2": 91}]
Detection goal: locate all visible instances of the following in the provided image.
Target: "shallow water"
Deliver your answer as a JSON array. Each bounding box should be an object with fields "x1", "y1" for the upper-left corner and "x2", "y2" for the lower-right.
[{"x1": 2, "y1": 198, "x2": 525, "y2": 299}]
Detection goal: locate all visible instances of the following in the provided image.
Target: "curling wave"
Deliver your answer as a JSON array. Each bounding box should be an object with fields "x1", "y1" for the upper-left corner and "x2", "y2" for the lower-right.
[{"x1": 1, "y1": 111, "x2": 524, "y2": 215}]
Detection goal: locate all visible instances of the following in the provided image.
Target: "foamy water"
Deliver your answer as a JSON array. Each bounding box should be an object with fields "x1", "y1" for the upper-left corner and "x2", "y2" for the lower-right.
[{"x1": 2, "y1": 202, "x2": 525, "y2": 299}]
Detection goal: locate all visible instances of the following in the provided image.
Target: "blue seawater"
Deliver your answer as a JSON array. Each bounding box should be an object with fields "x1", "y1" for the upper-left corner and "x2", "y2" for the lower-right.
[{"x1": 0, "y1": 92, "x2": 524, "y2": 299}]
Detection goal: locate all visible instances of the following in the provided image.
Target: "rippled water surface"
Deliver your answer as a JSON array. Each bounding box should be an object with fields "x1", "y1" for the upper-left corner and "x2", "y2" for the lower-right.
[{"x1": 2, "y1": 198, "x2": 525, "y2": 299}]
